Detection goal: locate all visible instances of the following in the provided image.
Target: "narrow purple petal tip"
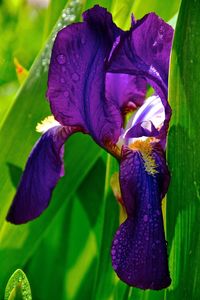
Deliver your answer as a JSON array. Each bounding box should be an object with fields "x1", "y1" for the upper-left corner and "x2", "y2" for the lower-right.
[{"x1": 6, "y1": 126, "x2": 75, "y2": 224}]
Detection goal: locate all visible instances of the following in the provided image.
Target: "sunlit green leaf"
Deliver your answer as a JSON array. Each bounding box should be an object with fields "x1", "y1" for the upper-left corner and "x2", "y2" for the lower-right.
[
  {"x1": 0, "y1": 0, "x2": 194, "y2": 299},
  {"x1": 4, "y1": 269, "x2": 32, "y2": 300},
  {"x1": 129, "y1": 0, "x2": 180, "y2": 21},
  {"x1": 167, "y1": 0, "x2": 200, "y2": 299}
]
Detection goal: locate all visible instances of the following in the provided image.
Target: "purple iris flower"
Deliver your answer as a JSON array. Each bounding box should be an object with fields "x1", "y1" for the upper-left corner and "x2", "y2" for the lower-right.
[{"x1": 6, "y1": 6, "x2": 173, "y2": 290}]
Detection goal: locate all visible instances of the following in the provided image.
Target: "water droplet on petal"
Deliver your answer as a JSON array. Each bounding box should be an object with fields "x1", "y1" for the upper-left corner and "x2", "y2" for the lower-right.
[
  {"x1": 159, "y1": 25, "x2": 164, "y2": 35},
  {"x1": 111, "y1": 249, "x2": 116, "y2": 255},
  {"x1": 57, "y1": 54, "x2": 66, "y2": 65},
  {"x1": 81, "y1": 37, "x2": 85, "y2": 45},
  {"x1": 72, "y1": 73, "x2": 79, "y2": 81},
  {"x1": 156, "y1": 210, "x2": 161, "y2": 215},
  {"x1": 60, "y1": 77, "x2": 65, "y2": 83},
  {"x1": 143, "y1": 215, "x2": 148, "y2": 222},
  {"x1": 62, "y1": 66, "x2": 66, "y2": 72},
  {"x1": 64, "y1": 91, "x2": 69, "y2": 97},
  {"x1": 113, "y1": 264, "x2": 118, "y2": 270},
  {"x1": 114, "y1": 239, "x2": 118, "y2": 245}
]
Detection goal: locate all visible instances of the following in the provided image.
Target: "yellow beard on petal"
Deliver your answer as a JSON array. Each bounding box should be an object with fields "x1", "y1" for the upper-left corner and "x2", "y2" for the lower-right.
[
  {"x1": 36, "y1": 116, "x2": 60, "y2": 134},
  {"x1": 129, "y1": 138, "x2": 158, "y2": 176}
]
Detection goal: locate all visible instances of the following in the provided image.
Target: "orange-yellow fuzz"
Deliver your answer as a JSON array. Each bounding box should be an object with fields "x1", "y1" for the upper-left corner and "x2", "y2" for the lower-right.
[{"x1": 129, "y1": 139, "x2": 158, "y2": 176}]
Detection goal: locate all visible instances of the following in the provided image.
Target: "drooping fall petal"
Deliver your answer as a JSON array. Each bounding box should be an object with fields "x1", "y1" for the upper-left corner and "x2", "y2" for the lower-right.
[
  {"x1": 6, "y1": 126, "x2": 77, "y2": 224},
  {"x1": 111, "y1": 144, "x2": 170, "y2": 289}
]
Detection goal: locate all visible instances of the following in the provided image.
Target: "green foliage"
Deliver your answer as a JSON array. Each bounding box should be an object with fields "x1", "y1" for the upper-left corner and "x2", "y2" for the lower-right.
[
  {"x1": 167, "y1": 0, "x2": 200, "y2": 299},
  {"x1": 4, "y1": 269, "x2": 32, "y2": 300},
  {"x1": 1, "y1": 0, "x2": 198, "y2": 299}
]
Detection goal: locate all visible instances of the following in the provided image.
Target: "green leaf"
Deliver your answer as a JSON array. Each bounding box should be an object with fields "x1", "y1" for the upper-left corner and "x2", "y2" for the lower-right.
[
  {"x1": 129, "y1": 0, "x2": 181, "y2": 21},
  {"x1": 167, "y1": 0, "x2": 200, "y2": 299},
  {"x1": 4, "y1": 269, "x2": 32, "y2": 300},
  {"x1": 43, "y1": 0, "x2": 69, "y2": 39},
  {"x1": 91, "y1": 154, "x2": 124, "y2": 300},
  {"x1": 0, "y1": 82, "x2": 18, "y2": 128}
]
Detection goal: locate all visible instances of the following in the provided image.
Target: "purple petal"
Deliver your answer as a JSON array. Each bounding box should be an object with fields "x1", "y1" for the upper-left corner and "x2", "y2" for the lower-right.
[
  {"x1": 105, "y1": 73, "x2": 147, "y2": 113},
  {"x1": 130, "y1": 95, "x2": 165, "y2": 128},
  {"x1": 47, "y1": 6, "x2": 122, "y2": 147},
  {"x1": 107, "y1": 13, "x2": 173, "y2": 146},
  {"x1": 111, "y1": 144, "x2": 171, "y2": 289},
  {"x1": 124, "y1": 95, "x2": 164, "y2": 140},
  {"x1": 6, "y1": 126, "x2": 76, "y2": 224},
  {"x1": 125, "y1": 121, "x2": 159, "y2": 139}
]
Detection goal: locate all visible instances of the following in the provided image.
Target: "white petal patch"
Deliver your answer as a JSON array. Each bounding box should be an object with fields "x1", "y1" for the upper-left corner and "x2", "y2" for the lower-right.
[
  {"x1": 118, "y1": 95, "x2": 165, "y2": 146},
  {"x1": 36, "y1": 116, "x2": 61, "y2": 134},
  {"x1": 127, "y1": 95, "x2": 165, "y2": 130}
]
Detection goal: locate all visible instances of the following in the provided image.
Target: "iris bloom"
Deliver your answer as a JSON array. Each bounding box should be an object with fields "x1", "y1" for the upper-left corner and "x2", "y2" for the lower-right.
[{"x1": 7, "y1": 6, "x2": 173, "y2": 290}]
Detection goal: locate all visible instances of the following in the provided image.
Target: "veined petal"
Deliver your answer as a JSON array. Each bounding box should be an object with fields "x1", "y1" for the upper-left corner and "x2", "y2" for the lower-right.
[
  {"x1": 105, "y1": 73, "x2": 147, "y2": 114},
  {"x1": 128, "y1": 95, "x2": 165, "y2": 130},
  {"x1": 111, "y1": 144, "x2": 170, "y2": 289},
  {"x1": 47, "y1": 5, "x2": 122, "y2": 148},
  {"x1": 6, "y1": 126, "x2": 77, "y2": 224},
  {"x1": 124, "y1": 95, "x2": 164, "y2": 142},
  {"x1": 107, "y1": 13, "x2": 173, "y2": 147}
]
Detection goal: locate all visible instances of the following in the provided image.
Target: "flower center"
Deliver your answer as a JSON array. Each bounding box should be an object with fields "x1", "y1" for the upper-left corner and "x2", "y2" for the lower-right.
[{"x1": 129, "y1": 139, "x2": 158, "y2": 176}]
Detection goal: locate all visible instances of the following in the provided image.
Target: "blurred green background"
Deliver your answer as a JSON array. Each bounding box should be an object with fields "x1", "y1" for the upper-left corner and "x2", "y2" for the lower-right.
[{"x1": 1, "y1": 0, "x2": 200, "y2": 299}]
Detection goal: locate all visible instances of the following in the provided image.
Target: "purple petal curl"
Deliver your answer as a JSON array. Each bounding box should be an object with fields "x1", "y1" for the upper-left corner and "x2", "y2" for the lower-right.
[
  {"x1": 6, "y1": 126, "x2": 77, "y2": 224},
  {"x1": 111, "y1": 144, "x2": 171, "y2": 289},
  {"x1": 105, "y1": 73, "x2": 147, "y2": 114},
  {"x1": 47, "y1": 6, "x2": 122, "y2": 149},
  {"x1": 107, "y1": 13, "x2": 173, "y2": 148},
  {"x1": 124, "y1": 95, "x2": 164, "y2": 141},
  {"x1": 125, "y1": 121, "x2": 159, "y2": 140}
]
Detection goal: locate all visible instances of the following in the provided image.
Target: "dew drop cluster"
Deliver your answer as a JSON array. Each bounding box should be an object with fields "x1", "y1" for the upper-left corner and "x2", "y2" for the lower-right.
[{"x1": 38, "y1": 0, "x2": 82, "y2": 76}]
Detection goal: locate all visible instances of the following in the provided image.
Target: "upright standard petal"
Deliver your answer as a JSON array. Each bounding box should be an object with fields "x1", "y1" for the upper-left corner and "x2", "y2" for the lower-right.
[
  {"x1": 111, "y1": 143, "x2": 171, "y2": 289},
  {"x1": 107, "y1": 13, "x2": 173, "y2": 146},
  {"x1": 6, "y1": 126, "x2": 77, "y2": 224},
  {"x1": 105, "y1": 73, "x2": 147, "y2": 114},
  {"x1": 47, "y1": 6, "x2": 122, "y2": 148}
]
